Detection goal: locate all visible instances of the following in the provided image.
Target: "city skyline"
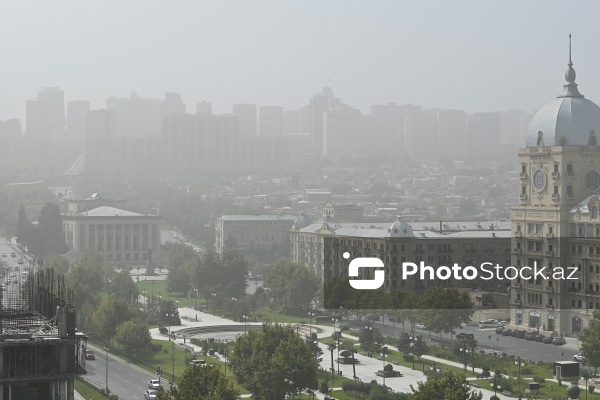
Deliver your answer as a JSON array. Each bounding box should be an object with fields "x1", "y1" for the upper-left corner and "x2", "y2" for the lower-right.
[{"x1": 1, "y1": 1, "x2": 600, "y2": 122}]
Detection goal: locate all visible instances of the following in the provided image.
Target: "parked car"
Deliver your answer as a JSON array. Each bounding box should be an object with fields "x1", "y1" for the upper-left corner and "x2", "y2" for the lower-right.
[
  {"x1": 495, "y1": 326, "x2": 505, "y2": 334},
  {"x1": 17, "y1": 259, "x2": 23, "y2": 264},
  {"x1": 501, "y1": 329, "x2": 512, "y2": 336},
  {"x1": 574, "y1": 354, "x2": 585, "y2": 362},
  {"x1": 148, "y1": 379, "x2": 161, "y2": 389},
  {"x1": 144, "y1": 390, "x2": 157, "y2": 400},
  {"x1": 534, "y1": 334, "x2": 546, "y2": 342},
  {"x1": 1, "y1": 252, "x2": 6, "y2": 257},
  {"x1": 10, "y1": 252, "x2": 15, "y2": 257},
  {"x1": 510, "y1": 330, "x2": 518, "y2": 337},
  {"x1": 84, "y1": 350, "x2": 95, "y2": 360},
  {"x1": 524, "y1": 331, "x2": 537, "y2": 341},
  {"x1": 552, "y1": 337, "x2": 566, "y2": 345},
  {"x1": 542, "y1": 336, "x2": 554, "y2": 344},
  {"x1": 415, "y1": 323, "x2": 425, "y2": 329},
  {"x1": 189, "y1": 359, "x2": 206, "y2": 366},
  {"x1": 497, "y1": 320, "x2": 509, "y2": 326},
  {"x1": 456, "y1": 332, "x2": 474, "y2": 340}
]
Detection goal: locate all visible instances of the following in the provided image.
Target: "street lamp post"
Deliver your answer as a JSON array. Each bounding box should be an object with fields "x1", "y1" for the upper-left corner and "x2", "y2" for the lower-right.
[
  {"x1": 459, "y1": 341, "x2": 468, "y2": 372},
  {"x1": 308, "y1": 311, "x2": 316, "y2": 338},
  {"x1": 515, "y1": 356, "x2": 524, "y2": 400},
  {"x1": 332, "y1": 318, "x2": 340, "y2": 374},
  {"x1": 364, "y1": 325, "x2": 373, "y2": 357},
  {"x1": 351, "y1": 348, "x2": 357, "y2": 380},
  {"x1": 242, "y1": 315, "x2": 248, "y2": 334},
  {"x1": 104, "y1": 346, "x2": 109, "y2": 394},
  {"x1": 327, "y1": 344, "x2": 336, "y2": 386},
  {"x1": 212, "y1": 293, "x2": 216, "y2": 315},
  {"x1": 142, "y1": 289, "x2": 147, "y2": 308},
  {"x1": 224, "y1": 350, "x2": 228, "y2": 377},
  {"x1": 381, "y1": 346, "x2": 388, "y2": 387}
]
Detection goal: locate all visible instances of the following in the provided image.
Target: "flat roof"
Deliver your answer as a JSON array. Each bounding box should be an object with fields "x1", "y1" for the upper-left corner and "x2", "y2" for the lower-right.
[{"x1": 220, "y1": 215, "x2": 296, "y2": 221}]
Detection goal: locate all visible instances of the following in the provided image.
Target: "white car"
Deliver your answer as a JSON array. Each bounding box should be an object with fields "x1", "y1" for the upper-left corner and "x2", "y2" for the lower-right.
[
  {"x1": 573, "y1": 354, "x2": 585, "y2": 362},
  {"x1": 416, "y1": 323, "x2": 425, "y2": 329},
  {"x1": 144, "y1": 390, "x2": 157, "y2": 399},
  {"x1": 148, "y1": 379, "x2": 161, "y2": 389}
]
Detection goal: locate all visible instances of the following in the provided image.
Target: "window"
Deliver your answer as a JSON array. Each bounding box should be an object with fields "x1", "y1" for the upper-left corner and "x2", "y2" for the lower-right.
[
  {"x1": 567, "y1": 164, "x2": 574, "y2": 175},
  {"x1": 522, "y1": 164, "x2": 527, "y2": 174},
  {"x1": 567, "y1": 186, "x2": 573, "y2": 195},
  {"x1": 554, "y1": 164, "x2": 559, "y2": 173},
  {"x1": 554, "y1": 185, "x2": 559, "y2": 195}
]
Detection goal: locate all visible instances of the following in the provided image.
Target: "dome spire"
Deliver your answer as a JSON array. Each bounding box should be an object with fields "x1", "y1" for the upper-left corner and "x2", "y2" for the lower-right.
[{"x1": 559, "y1": 33, "x2": 584, "y2": 98}]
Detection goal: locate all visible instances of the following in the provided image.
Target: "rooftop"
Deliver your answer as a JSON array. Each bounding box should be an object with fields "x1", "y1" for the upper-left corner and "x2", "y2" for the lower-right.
[
  {"x1": 220, "y1": 214, "x2": 297, "y2": 221},
  {"x1": 65, "y1": 206, "x2": 156, "y2": 218}
]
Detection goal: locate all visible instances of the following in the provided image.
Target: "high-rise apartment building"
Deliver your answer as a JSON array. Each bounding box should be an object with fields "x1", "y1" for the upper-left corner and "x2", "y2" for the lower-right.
[
  {"x1": 107, "y1": 92, "x2": 162, "y2": 138},
  {"x1": 259, "y1": 106, "x2": 284, "y2": 136},
  {"x1": 436, "y1": 109, "x2": 468, "y2": 161},
  {"x1": 323, "y1": 104, "x2": 363, "y2": 159},
  {"x1": 162, "y1": 92, "x2": 186, "y2": 116},
  {"x1": 468, "y1": 112, "x2": 501, "y2": 159},
  {"x1": 196, "y1": 100, "x2": 212, "y2": 115},
  {"x1": 67, "y1": 100, "x2": 90, "y2": 150},
  {"x1": 284, "y1": 109, "x2": 302, "y2": 134},
  {"x1": 26, "y1": 87, "x2": 66, "y2": 142},
  {"x1": 406, "y1": 111, "x2": 438, "y2": 160},
  {"x1": 309, "y1": 87, "x2": 340, "y2": 156},
  {"x1": 367, "y1": 103, "x2": 420, "y2": 158},
  {"x1": 232, "y1": 104, "x2": 257, "y2": 136},
  {"x1": 499, "y1": 109, "x2": 532, "y2": 145}
]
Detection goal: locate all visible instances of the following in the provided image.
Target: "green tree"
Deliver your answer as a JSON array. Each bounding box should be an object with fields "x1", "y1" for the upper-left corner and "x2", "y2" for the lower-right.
[
  {"x1": 156, "y1": 364, "x2": 239, "y2": 400},
  {"x1": 15, "y1": 205, "x2": 31, "y2": 248},
  {"x1": 264, "y1": 261, "x2": 319, "y2": 313},
  {"x1": 115, "y1": 320, "x2": 151, "y2": 356},
  {"x1": 37, "y1": 202, "x2": 66, "y2": 256},
  {"x1": 44, "y1": 255, "x2": 70, "y2": 275},
  {"x1": 229, "y1": 323, "x2": 318, "y2": 399},
  {"x1": 108, "y1": 269, "x2": 138, "y2": 304},
  {"x1": 579, "y1": 308, "x2": 600, "y2": 373},
  {"x1": 92, "y1": 297, "x2": 137, "y2": 341},
  {"x1": 359, "y1": 324, "x2": 384, "y2": 356},
  {"x1": 410, "y1": 371, "x2": 483, "y2": 400},
  {"x1": 418, "y1": 288, "x2": 473, "y2": 340}
]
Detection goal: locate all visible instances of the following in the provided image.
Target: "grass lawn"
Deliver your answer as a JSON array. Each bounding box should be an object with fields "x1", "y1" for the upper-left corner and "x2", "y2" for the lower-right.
[
  {"x1": 476, "y1": 378, "x2": 600, "y2": 399},
  {"x1": 75, "y1": 379, "x2": 106, "y2": 400},
  {"x1": 136, "y1": 280, "x2": 197, "y2": 307},
  {"x1": 329, "y1": 390, "x2": 359, "y2": 399}
]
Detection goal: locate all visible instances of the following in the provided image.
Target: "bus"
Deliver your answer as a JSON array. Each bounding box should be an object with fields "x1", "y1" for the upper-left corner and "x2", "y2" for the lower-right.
[{"x1": 478, "y1": 319, "x2": 498, "y2": 329}]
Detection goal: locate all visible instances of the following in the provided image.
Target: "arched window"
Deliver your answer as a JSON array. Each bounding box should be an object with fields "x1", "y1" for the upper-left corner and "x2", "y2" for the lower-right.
[
  {"x1": 559, "y1": 137, "x2": 568, "y2": 146},
  {"x1": 537, "y1": 131, "x2": 544, "y2": 147},
  {"x1": 592, "y1": 206, "x2": 599, "y2": 219},
  {"x1": 590, "y1": 130, "x2": 597, "y2": 146}
]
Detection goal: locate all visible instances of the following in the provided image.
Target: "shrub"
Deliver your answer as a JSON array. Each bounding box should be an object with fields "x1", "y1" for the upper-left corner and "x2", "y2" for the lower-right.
[
  {"x1": 147, "y1": 343, "x2": 163, "y2": 352},
  {"x1": 521, "y1": 368, "x2": 533, "y2": 375},
  {"x1": 482, "y1": 366, "x2": 490, "y2": 373},
  {"x1": 558, "y1": 378, "x2": 562, "y2": 387},
  {"x1": 502, "y1": 352, "x2": 507, "y2": 357},
  {"x1": 310, "y1": 332, "x2": 317, "y2": 341},
  {"x1": 490, "y1": 396, "x2": 500, "y2": 400},
  {"x1": 480, "y1": 349, "x2": 485, "y2": 354},
  {"x1": 533, "y1": 376, "x2": 545, "y2": 383},
  {"x1": 319, "y1": 380, "x2": 329, "y2": 394},
  {"x1": 590, "y1": 385, "x2": 596, "y2": 393},
  {"x1": 158, "y1": 327, "x2": 168, "y2": 334},
  {"x1": 403, "y1": 354, "x2": 414, "y2": 362},
  {"x1": 384, "y1": 363, "x2": 393, "y2": 372}
]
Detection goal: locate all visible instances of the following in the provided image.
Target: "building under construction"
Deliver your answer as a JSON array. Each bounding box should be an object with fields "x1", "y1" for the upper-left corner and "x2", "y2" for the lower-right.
[{"x1": 0, "y1": 267, "x2": 86, "y2": 399}]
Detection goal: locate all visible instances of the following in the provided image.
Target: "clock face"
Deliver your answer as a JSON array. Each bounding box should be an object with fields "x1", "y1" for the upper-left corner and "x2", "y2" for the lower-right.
[
  {"x1": 584, "y1": 170, "x2": 600, "y2": 192},
  {"x1": 532, "y1": 169, "x2": 547, "y2": 191}
]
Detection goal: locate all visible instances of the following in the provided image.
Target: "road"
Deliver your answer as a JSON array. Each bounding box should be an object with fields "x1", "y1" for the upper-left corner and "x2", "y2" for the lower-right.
[
  {"x1": 346, "y1": 319, "x2": 581, "y2": 365},
  {"x1": 84, "y1": 345, "x2": 170, "y2": 400}
]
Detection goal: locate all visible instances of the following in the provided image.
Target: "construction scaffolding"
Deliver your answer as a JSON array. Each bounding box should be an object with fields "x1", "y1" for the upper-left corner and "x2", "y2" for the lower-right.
[{"x1": 0, "y1": 267, "x2": 85, "y2": 400}]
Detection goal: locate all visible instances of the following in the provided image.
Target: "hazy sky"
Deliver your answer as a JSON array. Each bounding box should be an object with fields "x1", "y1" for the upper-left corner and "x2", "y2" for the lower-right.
[{"x1": 1, "y1": 0, "x2": 600, "y2": 122}]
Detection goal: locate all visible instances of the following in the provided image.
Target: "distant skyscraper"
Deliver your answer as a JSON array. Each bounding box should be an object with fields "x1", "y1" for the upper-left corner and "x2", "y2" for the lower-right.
[
  {"x1": 468, "y1": 112, "x2": 501, "y2": 159},
  {"x1": 323, "y1": 104, "x2": 363, "y2": 159},
  {"x1": 259, "y1": 106, "x2": 284, "y2": 136},
  {"x1": 196, "y1": 100, "x2": 212, "y2": 115},
  {"x1": 162, "y1": 92, "x2": 186, "y2": 116},
  {"x1": 26, "y1": 87, "x2": 66, "y2": 143},
  {"x1": 284, "y1": 109, "x2": 302, "y2": 134},
  {"x1": 67, "y1": 100, "x2": 90, "y2": 150},
  {"x1": 499, "y1": 109, "x2": 531, "y2": 145},
  {"x1": 0, "y1": 119, "x2": 22, "y2": 146},
  {"x1": 367, "y1": 103, "x2": 420, "y2": 158},
  {"x1": 107, "y1": 92, "x2": 162, "y2": 138},
  {"x1": 233, "y1": 104, "x2": 257, "y2": 136},
  {"x1": 435, "y1": 109, "x2": 467, "y2": 161},
  {"x1": 406, "y1": 112, "x2": 438, "y2": 160},
  {"x1": 309, "y1": 87, "x2": 340, "y2": 156}
]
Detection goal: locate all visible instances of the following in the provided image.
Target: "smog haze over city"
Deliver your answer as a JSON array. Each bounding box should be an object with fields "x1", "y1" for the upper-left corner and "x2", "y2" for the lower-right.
[{"x1": 2, "y1": 1, "x2": 600, "y2": 399}]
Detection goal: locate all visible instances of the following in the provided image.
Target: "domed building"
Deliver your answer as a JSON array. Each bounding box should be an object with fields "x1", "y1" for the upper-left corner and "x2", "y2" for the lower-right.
[{"x1": 510, "y1": 35, "x2": 600, "y2": 336}]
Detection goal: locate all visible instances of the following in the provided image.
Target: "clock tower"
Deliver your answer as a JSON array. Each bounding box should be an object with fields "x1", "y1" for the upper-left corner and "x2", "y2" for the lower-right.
[{"x1": 511, "y1": 36, "x2": 600, "y2": 336}]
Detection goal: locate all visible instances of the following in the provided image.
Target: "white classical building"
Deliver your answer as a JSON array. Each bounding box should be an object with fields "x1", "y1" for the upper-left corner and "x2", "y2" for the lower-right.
[{"x1": 63, "y1": 206, "x2": 161, "y2": 264}]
